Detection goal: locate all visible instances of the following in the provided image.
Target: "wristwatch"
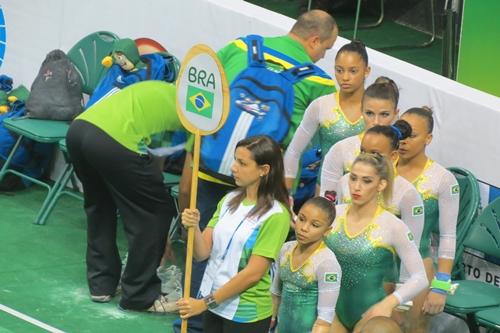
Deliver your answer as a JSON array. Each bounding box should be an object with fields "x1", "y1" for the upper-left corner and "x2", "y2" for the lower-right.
[{"x1": 203, "y1": 293, "x2": 218, "y2": 309}]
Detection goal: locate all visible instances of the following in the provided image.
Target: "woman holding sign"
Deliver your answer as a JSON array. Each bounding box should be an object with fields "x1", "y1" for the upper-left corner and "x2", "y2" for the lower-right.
[{"x1": 177, "y1": 135, "x2": 291, "y2": 333}]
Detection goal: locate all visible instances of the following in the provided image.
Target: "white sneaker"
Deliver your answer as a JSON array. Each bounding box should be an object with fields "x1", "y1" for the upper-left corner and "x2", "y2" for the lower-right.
[
  {"x1": 90, "y1": 294, "x2": 112, "y2": 303},
  {"x1": 147, "y1": 295, "x2": 178, "y2": 314},
  {"x1": 157, "y1": 265, "x2": 183, "y2": 301}
]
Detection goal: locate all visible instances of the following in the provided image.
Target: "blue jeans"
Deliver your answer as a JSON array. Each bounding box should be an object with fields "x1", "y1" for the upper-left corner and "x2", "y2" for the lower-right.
[{"x1": 173, "y1": 178, "x2": 233, "y2": 333}]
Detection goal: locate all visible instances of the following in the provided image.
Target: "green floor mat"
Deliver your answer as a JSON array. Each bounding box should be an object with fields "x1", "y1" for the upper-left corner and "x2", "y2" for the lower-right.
[{"x1": 0, "y1": 188, "x2": 179, "y2": 332}]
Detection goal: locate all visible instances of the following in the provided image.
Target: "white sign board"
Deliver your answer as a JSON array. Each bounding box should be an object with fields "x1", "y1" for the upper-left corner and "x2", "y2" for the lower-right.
[{"x1": 176, "y1": 44, "x2": 229, "y2": 135}]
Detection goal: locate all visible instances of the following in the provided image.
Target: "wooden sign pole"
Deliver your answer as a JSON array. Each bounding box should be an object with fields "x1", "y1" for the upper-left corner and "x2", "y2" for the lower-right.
[
  {"x1": 176, "y1": 44, "x2": 228, "y2": 333},
  {"x1": 181, "y1": 131, "x2": 200, "y2": 333}
]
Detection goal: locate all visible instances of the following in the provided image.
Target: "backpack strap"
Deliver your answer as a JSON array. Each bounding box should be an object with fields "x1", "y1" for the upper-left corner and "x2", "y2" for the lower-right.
[
  {"x1": 163, "y1": 53, "x2": 179, "y2": 82},
  {"x1": 281, "y1": 63, "x2": 321, "y2": 84},
  {"x1": 141, "y1": 56, "x2": 152, "y2": 80},
  {"x1": 243, "y1": 35, "x2": 265, "y2": 66}
]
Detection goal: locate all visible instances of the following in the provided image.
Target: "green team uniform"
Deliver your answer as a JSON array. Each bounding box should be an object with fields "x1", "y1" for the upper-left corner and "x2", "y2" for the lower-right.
[
  {"x1": 77, "y1": 81, "x2": 182, "y2": 153},
  {"x1": 217, "y1": 35, "x2": 336, "y2": 146},
  {"x1": 284, "y1": 93, "x2": 365, "y2": 182},
  {"x1": 272, "y1": 241, "x2": 341, "y2": 333},
  {"x1": 325, "y1": 205, "x2": 428, "y2": 330},
  {"x1": 199, "y1": 192, "x2": 290, "y2": 322},
  {"x1": 411, "y1": 159, "x2": 459, "y2": 259}
]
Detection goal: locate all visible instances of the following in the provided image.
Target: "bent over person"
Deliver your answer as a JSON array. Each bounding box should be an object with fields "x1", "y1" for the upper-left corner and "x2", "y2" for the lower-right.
[{"x1": 66, "y1": 81, "x2": 181, "y2": 313}]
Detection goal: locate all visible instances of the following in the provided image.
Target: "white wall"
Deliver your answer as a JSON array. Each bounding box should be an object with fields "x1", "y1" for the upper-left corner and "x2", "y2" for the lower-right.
[{"x1": 2, "y1": 0, "x2": 500, "y2": 187}]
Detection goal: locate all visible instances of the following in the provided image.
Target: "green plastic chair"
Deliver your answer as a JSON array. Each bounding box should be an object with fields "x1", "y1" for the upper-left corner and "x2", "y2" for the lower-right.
[
  {"x1": 162, "y1": 173, "x2": 183, "y2": 242},
  {"x1": 447, "y1": 167, "x2": 481, "y2": 279},
  {"x1": 0, "y1": 118, "x2": 70, "y2": 194},
  {"x1": 33, "y1": 139, "x2": 83, "y2": 225},
  {"x1": 67, "y1": 31, "x2": 119, "y2": 95},
  {"x1": 0, "y1": 31, "x2": 119, "y2": 225},
  {"x1": 307, "y1": 0, "x2": 385, "y2": 33},
  {"x1": 306, "y1": 0, "x2": 435, "y2": 47},
  {"x1": 476, "y1": 306, "x2": 500, "y2": 331},
  {"x1": 445, "y1": 197, "x2": 500, "y2": 333},
  {"x1": 34, "y1": 31, "x2": 119, "y2": 225},
  {"x1": 167, "y1": 183, "x2": 182, "y2": 242}
]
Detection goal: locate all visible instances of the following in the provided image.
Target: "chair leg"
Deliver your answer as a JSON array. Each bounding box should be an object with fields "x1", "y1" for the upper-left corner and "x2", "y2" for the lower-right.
[
  {"x1": 168, "y1": 187, "x2": 182, "y2": 242},
  {"x1": 351, "y1": 0, "x2": 384, "y2": 40},
  {"x1": 0, "y1": 135, "x2": 23, "y2": 181},
  {"x1": 353, "y1": 0, "x2": 363, "y2": 40},
  {"x1": 378, "y1": 0, "x2": 436, "y2": 50},
  {"x1": 34, "y1": 163, "x2": 74, "y2": 225},
  {"x1": 359, "y1": 0, "x2": 384, "y2": 29},
  {"x1": 69, "y1": 169, "x2": 80, "y2": 190},
  {"x1": 0, "y1": 135, "x2": 52, "y2": 190},
  {"x1": 466, "y1": 313, "x2": 480, "y2": 333},
  {"x1": 419, "y1": 0, "x2": 436, "y2": 48},
  {"x1": 61, "y1": 151, "x2": 83, "y2": 200},
  {"x1": 168, "y1": 215, "x2": 182, "y2": 242}
]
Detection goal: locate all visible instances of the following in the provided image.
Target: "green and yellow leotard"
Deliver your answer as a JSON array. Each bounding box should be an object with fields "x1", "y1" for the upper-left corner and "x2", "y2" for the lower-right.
[
  {"x1": 284, "y1": 93, "x2": 364, "y2": 181},
  {"x1": 324, "y1": 204, "x2": 427, "y2": 330},
  {"x1": 272, "y1": 241, "x2": 341, "y2": 333},
  {"x1": 411, "y1": 159, "x2": 459, "y2": 259}
]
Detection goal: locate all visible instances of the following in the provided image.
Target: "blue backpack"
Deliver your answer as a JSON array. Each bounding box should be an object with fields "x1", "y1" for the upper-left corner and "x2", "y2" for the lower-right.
[
  {"x1": 0, "y1": 101, "x2": 53, "y2": 189},
  {"x1": 292, "y1": 146, "x2": 322, "y2": 212},
  {"x1": 201, "y1": 35, "x2": 322, "y2": 179},
  {"x1": 86, "y1": 52, "x2": 180, "y2": 108},
  {"x1": 0, "y1": 102, "x2": 30, "y2": 168}
]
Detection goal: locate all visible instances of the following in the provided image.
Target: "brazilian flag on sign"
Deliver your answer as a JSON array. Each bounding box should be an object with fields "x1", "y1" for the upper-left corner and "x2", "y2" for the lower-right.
[{"x1": 186, "y1": 85, "x2": 214, "y2": 119}]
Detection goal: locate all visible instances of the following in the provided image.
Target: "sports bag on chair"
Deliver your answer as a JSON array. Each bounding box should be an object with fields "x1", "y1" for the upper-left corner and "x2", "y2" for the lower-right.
[
  {"x1": 26, "y1": 49, "x2": 83, "y2": 120},
  {"x1": 85, "y1": 51, "x2": 180, "y2": 109},
  {"x1": 200, "y1": 34, "x2": 323, "y2": 182},
  {"x1": 0, "y1": 101, "x2": 53, "y2": 191}
]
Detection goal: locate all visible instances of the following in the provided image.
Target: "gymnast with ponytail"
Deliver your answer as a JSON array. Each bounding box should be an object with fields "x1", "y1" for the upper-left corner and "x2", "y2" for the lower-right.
[
  {"x1": 324, "y1": 152, "x2": 427, "y2": 333},
  {"x1": 334, "y1": 120, "x2": 425, "y2": 258},
  {"x1": 271, "y1": 196, "x2": 341, "y2": 333},
  {"x1": 397, "y1": 107, "x2": 459, "y2": 332},
  {"x1": 320, "y1": 76, "x2": 400, "y2": 196}
]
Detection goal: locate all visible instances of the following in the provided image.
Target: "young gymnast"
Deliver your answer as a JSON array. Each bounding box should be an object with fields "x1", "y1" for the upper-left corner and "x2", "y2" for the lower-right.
[
  {"x1": 320, "y1": 77, "x2": 399, "y2": 195},
  {"x1": 334, "y1": 121, "x2": 425, "y2": 257},
  {"x1": 272, "y1": 196, "x2": 341, "y2": 333},
  {"x1": 397, "y1": 107, "x2": 459, "y2": 332},
  {"x1": 324, "y1": 153, "x2": 427, "y2": 333},
  {"x1": 284, "y1": 41, "x2": 370, "y2": 190}
]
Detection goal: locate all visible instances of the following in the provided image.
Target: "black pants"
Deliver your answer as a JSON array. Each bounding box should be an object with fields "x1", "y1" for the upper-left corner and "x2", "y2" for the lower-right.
[
  {"x1": 66, "y1": 120, "x2": 175, "y2": 310},
  {"x1": 203, "y1": 311, "x2": 271, "y2": 333}
]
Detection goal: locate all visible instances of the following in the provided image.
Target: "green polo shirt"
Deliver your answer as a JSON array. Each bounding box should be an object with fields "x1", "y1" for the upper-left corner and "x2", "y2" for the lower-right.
[
  {"x1": 217, "y1": 35, "x2": 336, "y2": 146},
  {"x1": 77, "y1": 81, "x2": 182, "y2": 154}
]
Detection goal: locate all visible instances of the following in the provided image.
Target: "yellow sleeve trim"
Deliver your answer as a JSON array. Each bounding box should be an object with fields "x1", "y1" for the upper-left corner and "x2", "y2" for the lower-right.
[{"x1": 199, "y1": 171, "x2": 234, "y2": 187}]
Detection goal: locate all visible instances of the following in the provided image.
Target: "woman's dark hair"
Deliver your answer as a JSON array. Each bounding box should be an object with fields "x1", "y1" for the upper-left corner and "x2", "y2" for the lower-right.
[
  {"x1": 403, "y1": 106, "x2": 434, "y2": 133},
  {"x1": 228, "y1": 135, "x2": 290, "y2": 218},
  {"x1": 365, "y1": 119, "x2": 412, "y2": 150},
  {"x1": 302, "y1": 196, "x2": 336, "y2": 226},
  {"x1": 363, "y1": 76, "x2": 400, "y2": 108},
  {"x1": 335, "y1": 40, "x2": 368, "y2": 65}
]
